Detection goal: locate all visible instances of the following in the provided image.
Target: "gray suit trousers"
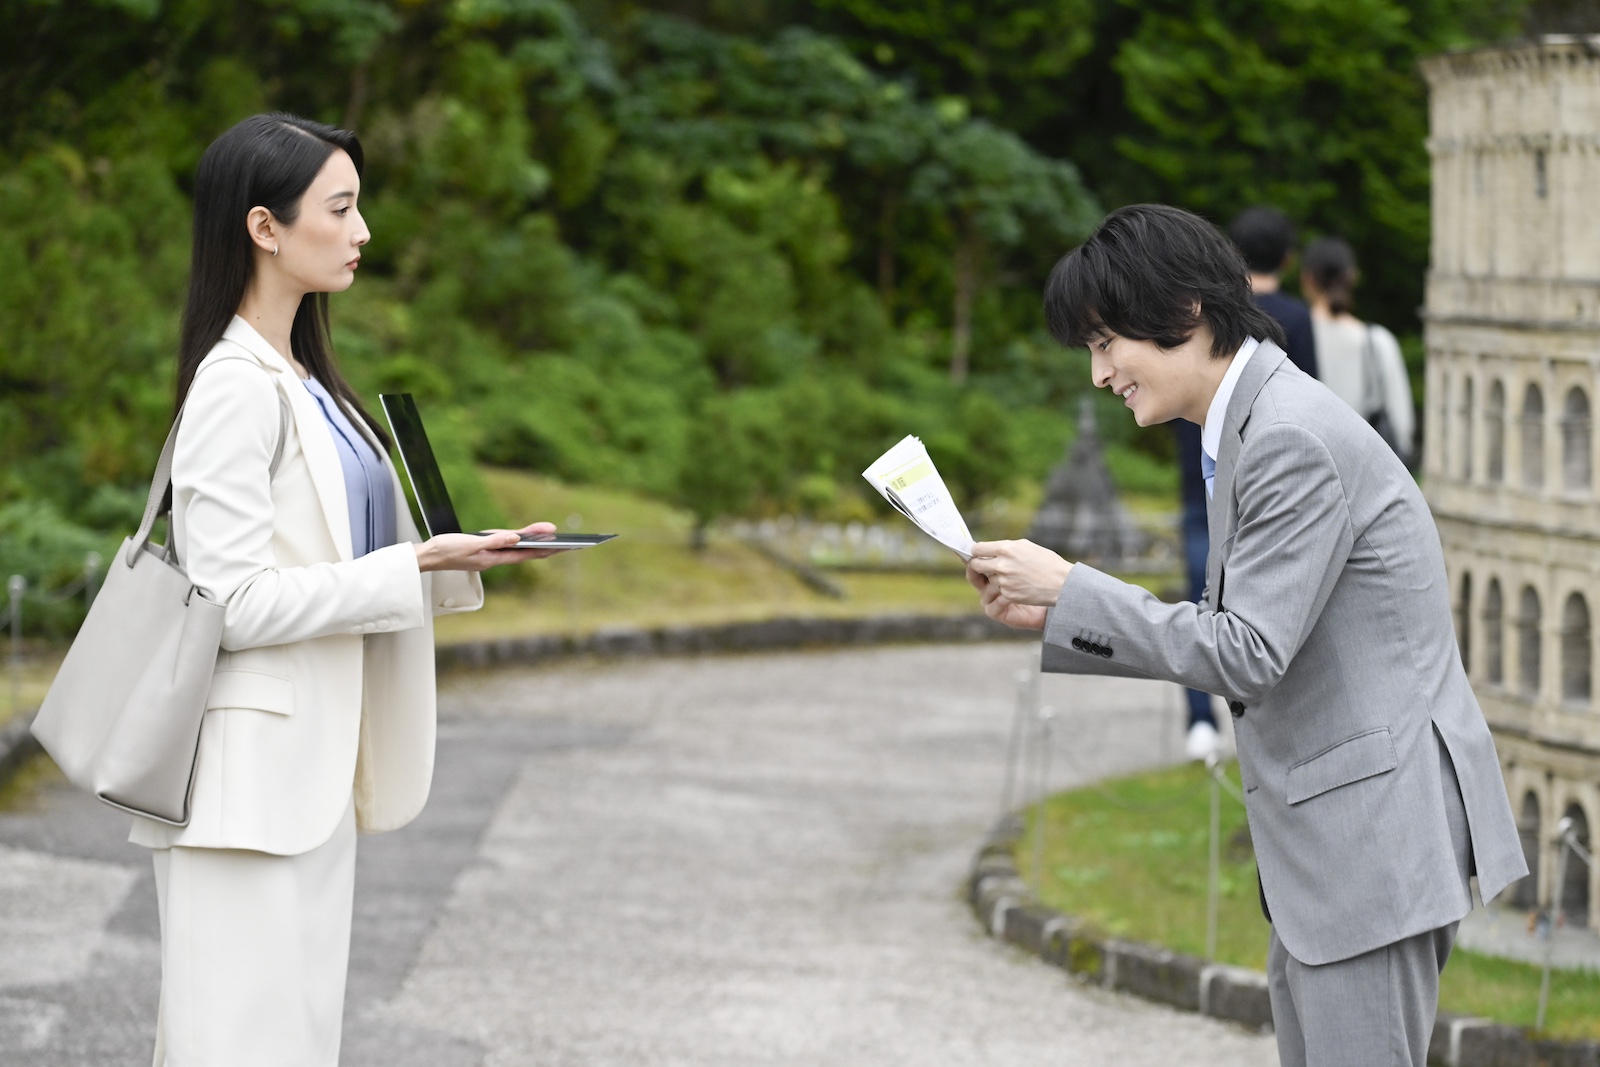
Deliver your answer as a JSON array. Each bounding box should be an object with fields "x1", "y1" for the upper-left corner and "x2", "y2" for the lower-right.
[{"x1": 1268, "y1": 732, "x2": 1472, "y2": 1067}]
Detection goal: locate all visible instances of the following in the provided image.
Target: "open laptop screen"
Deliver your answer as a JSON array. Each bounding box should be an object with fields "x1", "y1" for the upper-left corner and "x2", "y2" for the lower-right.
[{"x1": 379, "y1": 393, "x2": 463, "y2": 539}]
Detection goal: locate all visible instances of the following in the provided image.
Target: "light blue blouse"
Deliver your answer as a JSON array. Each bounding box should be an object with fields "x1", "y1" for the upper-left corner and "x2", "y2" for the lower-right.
[{"x1": 302, "y1": 377, "x2": 396, "y2": 558}]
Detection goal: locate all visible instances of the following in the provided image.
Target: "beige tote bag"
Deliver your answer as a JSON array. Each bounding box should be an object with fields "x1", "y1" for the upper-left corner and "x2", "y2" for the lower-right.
[{"x1": 32, "y1": 365, "x2": 287, "y2": 825}]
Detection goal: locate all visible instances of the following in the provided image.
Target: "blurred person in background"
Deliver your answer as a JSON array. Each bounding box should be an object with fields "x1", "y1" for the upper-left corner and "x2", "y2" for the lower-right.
[
  {"x1": 1228, "y1": 207, "x2": 1319, "y2": 375},
  {"x1": 1171, "y1": 206, "x2": 1319, "y2": 761},
  {"x1": 1301, "y1": 236, "x2": 1416, "y2": 467}
]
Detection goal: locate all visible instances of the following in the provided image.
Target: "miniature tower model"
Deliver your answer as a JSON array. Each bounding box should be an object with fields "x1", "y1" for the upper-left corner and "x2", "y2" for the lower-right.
[
  {"x1": 1423, "y1": 37, "x2": 1600, "y2": 928},
  {"x1": 1028, "y1": 396, "x2": 1149, "y2": 565}
]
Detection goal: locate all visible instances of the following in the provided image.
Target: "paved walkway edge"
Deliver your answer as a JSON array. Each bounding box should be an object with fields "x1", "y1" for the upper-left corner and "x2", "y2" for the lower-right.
[
  {"x1": 435, "y1": 612, "x2": 1031, "y2": 671},
  {"x1": 967, "y1": 815, "x2": 1600, "y2": 1067},
  {"x1": 0, "y1": 614, "x2": 1032, "y2": 795}
]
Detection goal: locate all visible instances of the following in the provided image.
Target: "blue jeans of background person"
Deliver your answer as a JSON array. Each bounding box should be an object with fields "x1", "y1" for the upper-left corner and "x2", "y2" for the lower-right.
[{"x1": 1182, "y1": 499, "x2": 1217, "y2": 728}]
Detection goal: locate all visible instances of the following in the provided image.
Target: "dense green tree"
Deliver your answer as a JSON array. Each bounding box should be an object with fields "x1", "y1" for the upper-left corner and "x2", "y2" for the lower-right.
[
  {"x1": 1, "y1": 0, "x2": 1102, "y2": 616},
  {"x1": 785, "y1": 0, "x2": 1527, "y2": 333}
]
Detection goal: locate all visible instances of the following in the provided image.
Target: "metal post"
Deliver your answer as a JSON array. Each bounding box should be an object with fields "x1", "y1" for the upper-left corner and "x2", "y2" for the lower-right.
[
  {"x1": 1031, "y1": 705, "x2": 1056, "y2": 886},
  {"x1": 83, "y1": 552, "x2": 102, "y2": 613},
  {"x1": 564, "y1": 513, "x2": 583, "y2": 635},
  {"x1": 8, "y1": 575, "x2": 25, "y2": 717},
  {"x1": 1206, "y1": 751, "x2": 1222, "y2": 960},
  {"x1": 1536, "y1": 816, "x2": 1574, "y2": 1033},
  {"x1": 1000, "y1": 667, "x2": 1034, "y2": 816}
]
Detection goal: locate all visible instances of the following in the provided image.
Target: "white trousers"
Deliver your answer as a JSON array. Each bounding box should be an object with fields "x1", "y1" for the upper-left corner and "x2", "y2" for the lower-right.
[{"x1": 150, "y1": 796, "x2": 356, "y2": 1067}]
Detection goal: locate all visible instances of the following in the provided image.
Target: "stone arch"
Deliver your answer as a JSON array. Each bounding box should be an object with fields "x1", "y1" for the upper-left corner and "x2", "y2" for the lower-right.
[
  {"x1": 1523, "y1": 383, "x2": 1545, "y2": 489},
  {"x1": 1514, "y1": 791, "x2": 1541, "y2": 909},
  {"x1": 1563, "y1": 386, "x2": 1592, "y2": 493},
  {"x1": 1484, "y1": 578, "x2": 1505, "y2": 686},
  {"x1": 1558, "y1": 803, "x2": 1591, "y2": 927},
  {"x1": 1519, "y1": 584, "x2": 1542, "y2": 697},
  {"x1": 1487, "y1": 379, "x2": 1506, "y2": 483},
  {"x1": 1461, "y1": 376, "x2": 1476, "y2": 480},
  {"x1": 1563, "y1": 592, "x2": 1591, "y2": 705}
]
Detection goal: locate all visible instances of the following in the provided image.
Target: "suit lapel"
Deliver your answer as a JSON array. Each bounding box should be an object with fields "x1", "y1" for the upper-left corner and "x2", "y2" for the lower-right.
[
  {"x1": 1205, "y1": 341, "x2": 1289, "y2": 603},
  {"x1": 221, "y1": 318, "x2": 355, "y2": 563}
]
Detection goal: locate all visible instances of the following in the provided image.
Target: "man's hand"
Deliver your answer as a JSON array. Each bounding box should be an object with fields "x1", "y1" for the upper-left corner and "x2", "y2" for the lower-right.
[
  {"x1": 967, "y1": 539, "x2": 1074, "y2": 607},
  {"x1": 966, "y1": 562, "x2": 1049, "y2": 630}
]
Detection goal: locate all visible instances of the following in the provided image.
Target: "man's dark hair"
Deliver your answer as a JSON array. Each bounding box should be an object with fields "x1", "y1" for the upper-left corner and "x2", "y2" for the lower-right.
[
  {"x1": 1044, "y1": 204, "x2": 1286, "y2": 359},
  {"x1": 1227, "y1": 206, "x2": 1296, "y2": 274}
]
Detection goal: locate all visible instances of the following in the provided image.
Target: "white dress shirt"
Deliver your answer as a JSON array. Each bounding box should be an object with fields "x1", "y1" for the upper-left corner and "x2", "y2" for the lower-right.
[{"x1": 1200, "y1": 337, "x2": 1261, "y2": 498}]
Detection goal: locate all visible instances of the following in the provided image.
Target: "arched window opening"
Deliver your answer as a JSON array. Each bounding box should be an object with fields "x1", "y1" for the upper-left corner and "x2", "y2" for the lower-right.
[
  {"x1": 1563, "y1": 593, "x2": 1591, "y2": 705},
  {"x1": 1563, "y1": 387, "x2": 1592, "y2": 493},
  {"x1": 1484, "y1": 579, "x2": 1505, "y2": 686},
  {"x1": 1519, "y1": 585, "x2": 1542, "y2": 697},
  {"x1": 1487, "y1": 380, "x2": 1506, "y2": 483},
  {"x1": 1558, "y1": 804, "x2": 1591, "y2": 928},
  {"x1": 1512, "y1": 792, "x2": 1541, "y2": 909},
  {"x1": 1461, "y1": 377, "x2": 1476, "y2": 480},
  {"x1": 1456, "y1": 572, "x2": 1473, "y2": 672},
  {"x1": 1523, "y1": 384, "x2": 1545, "y2": 489}
]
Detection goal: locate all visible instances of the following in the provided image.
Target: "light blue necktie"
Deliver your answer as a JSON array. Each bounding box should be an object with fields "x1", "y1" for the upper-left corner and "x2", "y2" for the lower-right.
[{"x1": 1201, "y1": 450, "x2": 1216, "y2": 500}]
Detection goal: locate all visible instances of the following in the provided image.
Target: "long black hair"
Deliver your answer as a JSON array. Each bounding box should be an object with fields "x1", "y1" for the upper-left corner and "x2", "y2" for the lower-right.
[
  {"x1": 177, "y1": 112, "x2": 389, "y2": 450},
  {"x1": 1301, "y1": 236, "x2": 1359, "y2": 317},
  {"x1": 1044, "y1": 204, "x2": 1285, "y2": 358}
]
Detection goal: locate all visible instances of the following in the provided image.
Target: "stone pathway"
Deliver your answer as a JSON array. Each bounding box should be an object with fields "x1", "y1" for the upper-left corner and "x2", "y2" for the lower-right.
[
  {"x1": 0, "y1": 643, "x2": 1276, "y2": 1065},
  {"x1": 1458, "y1": 900, "x2": 1600, "y2": 972}
]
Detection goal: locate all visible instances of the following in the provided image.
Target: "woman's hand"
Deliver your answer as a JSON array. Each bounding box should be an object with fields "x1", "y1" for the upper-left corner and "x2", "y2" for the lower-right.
[
  {"x1": 965, "y1": 539, "x2": 1073, "y2": 630},
  {"x1": 414, "y1": 522, "x2": 564, "y2": 573}
]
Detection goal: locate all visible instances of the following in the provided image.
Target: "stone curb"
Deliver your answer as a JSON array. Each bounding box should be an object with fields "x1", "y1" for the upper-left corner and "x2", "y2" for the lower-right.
[
  {"x1": 967, "y1": 816, "x2": 1600, "y2": 1066},
  {"x1": 435, "y1": 612, "x2": 1032, "y2": 672},
  {"x1": 0, "y1": 613, "x2": 1032, "y2": 794}
]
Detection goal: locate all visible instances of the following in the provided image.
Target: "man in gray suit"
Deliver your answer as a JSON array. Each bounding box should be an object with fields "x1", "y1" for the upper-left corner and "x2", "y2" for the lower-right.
[{"x1": 968, "y1": 204, "x2": 1525, "y2": 1067}]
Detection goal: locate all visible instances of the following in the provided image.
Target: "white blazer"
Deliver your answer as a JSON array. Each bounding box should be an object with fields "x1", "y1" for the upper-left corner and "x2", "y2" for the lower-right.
[{"x1": 129, "y1": 317, "x2": 482, "y2": 856}]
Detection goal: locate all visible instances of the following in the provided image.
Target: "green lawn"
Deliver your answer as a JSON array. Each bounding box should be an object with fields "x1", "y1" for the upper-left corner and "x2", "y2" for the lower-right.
[
  {"x1": 1018, "y1": 762, "x2": 1600, "y2": 1040},
  {"x1": 5, "y1": 468, "x2": 1179, "y2": 714},
  {"x1": 433, "y1": 468, "x2": 987, "y2": 643}
]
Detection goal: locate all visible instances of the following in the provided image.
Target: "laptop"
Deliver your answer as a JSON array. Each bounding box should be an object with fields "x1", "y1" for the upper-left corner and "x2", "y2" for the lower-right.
[{"x1": 380, "y1": 393, "x2": 616, "y2": 551}]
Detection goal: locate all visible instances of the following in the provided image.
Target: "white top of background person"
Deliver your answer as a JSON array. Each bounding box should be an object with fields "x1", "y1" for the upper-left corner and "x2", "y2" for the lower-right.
[
  {"x1": 1300, "y1": 235, "x2": 1416, "y2": 466},
  {"x1": 966, "y1": 204, "x2": 1523, "y2": 1067},
  {"x1": 129, "y1": 112, "x2": 561, "y2": 1067}
]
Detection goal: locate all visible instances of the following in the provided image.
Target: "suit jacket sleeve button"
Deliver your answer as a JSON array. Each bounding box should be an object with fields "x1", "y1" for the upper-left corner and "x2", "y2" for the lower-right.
[
  {"x1": 1100, "y1": 646, "x2": 1113, "y2": 658},
  {"x1": 1071, "y1": 638, "x2": 1083, "y2": 651},
  {"x1": 1229, "y1": 700, "x2": 1245, "y2": 718}
]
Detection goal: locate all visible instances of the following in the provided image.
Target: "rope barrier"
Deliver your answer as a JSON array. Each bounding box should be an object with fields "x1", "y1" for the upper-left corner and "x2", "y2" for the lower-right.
[
  {"x1": 1001, "y1": 661, "x2": 1252, "y2": 960},
  {"x1": 1536, "y1": 817, "x2": 1594, "y2": 1032},
  {"x1": 998, "y1": 663, "x2": 1599, "y2": 1024},
  {"x1": 1000, "y1": 668, "x2": 1248, "y2": 820}
]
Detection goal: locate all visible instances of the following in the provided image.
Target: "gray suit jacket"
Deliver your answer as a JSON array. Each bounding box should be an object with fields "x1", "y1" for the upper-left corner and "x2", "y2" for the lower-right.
[{"x1": 1043, "y1": 342, "x2": 1525, "y2": 966}]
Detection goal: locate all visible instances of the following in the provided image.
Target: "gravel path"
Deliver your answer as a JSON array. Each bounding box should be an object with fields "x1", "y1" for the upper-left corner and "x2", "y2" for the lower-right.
[{"x1": 0, "y1": 642, "x2": 1275, "y2": 1065}]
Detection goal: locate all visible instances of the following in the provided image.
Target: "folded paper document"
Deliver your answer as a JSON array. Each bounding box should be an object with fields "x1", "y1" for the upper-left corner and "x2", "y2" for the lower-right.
[{"x1": 862, "y1": 435, "x2": 976, "y2": 560}]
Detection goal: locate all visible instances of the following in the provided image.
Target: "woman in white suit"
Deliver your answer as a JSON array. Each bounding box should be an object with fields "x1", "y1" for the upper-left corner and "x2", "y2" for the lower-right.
[{"x1": 129, "y1": 112, "x2": 557, "y2": 1066}]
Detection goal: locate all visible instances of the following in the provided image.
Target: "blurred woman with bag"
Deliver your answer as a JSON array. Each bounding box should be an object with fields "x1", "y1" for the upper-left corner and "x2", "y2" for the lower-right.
[
  {"x1": 1301, "y1": 235, "x2": 1417, "y2": 466},
  {"x1": 131, "y1": 112, "x2": 558, "y2": 1067}
]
